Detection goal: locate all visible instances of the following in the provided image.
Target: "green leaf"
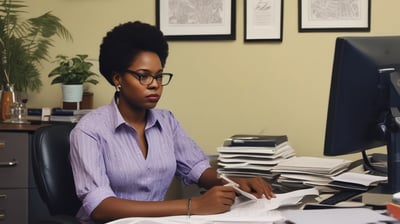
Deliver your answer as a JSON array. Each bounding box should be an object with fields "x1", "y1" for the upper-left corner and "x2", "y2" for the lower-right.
[
  {"x1": 0, "y1": 0, "x2": 73, "y2": 92},
  {"x1": 48, "y1": 54, "x2": 99, "y2": 85}
]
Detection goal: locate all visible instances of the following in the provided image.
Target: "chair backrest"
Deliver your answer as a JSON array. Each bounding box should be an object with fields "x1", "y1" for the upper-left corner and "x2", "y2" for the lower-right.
[{"x1": 32, "y1": 123, "x2": 81, "y2": 216}]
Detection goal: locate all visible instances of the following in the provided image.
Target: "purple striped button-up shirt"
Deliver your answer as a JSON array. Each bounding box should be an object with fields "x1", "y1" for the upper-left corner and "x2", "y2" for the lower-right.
[{"x1": 69, "y1": 98, "x2": 210, "y2": 223}]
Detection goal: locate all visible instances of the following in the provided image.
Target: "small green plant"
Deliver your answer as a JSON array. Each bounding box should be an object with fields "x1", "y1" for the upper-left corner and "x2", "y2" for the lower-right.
[{"x1": 48, "y1": 54, "x2": 99, "y2": 85}]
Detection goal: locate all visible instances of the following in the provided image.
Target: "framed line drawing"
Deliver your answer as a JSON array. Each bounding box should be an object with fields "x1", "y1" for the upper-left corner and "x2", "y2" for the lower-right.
[
  {"x1": 244, "y1": 0, "x2": 283, "y2": 42},
  {"x1": 299, "y1": 0, "x2": 371, "y2": 32},
  {"x1": 156, "y1": 0, "x2": 236, "y2": 40}
]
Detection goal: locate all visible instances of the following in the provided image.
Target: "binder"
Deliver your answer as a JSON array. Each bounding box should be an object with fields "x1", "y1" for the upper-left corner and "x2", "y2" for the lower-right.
[
  {"x1": 49, "y1": 115, "x2": 80, "y2": 123},
  {"x1": 223, "y1": 134, "x2": 288, "y2": 147},
  {"x1": 51, "y1": 108, "x2": 92, "y2": 116}
]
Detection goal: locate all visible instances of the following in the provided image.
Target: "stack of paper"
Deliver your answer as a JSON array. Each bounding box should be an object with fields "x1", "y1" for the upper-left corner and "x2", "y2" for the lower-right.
[
  {"x1": 217, "y1": 134, "x2": 295, "y2": 180},
  {"x1": 50, "y1": 108, "x2": 93, "y2": 123},
  {"x1": 328, "y1": 172, "x2": 388, "y2": 191},
  {"x1": 271, "y1": 156, "x2": 352, "y2": 192}
]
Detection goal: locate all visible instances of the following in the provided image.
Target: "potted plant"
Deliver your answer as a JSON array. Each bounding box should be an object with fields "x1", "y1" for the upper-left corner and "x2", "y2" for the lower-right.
[
  {"x1": 48, "y1": 54, "x2": 99, "y2": 105},
  {"x1": 0, "y1": 0, "x2": 72, "y2": 120},
  {"x1": 0, "y1": 0, "x2": 72, "y2": 93}
]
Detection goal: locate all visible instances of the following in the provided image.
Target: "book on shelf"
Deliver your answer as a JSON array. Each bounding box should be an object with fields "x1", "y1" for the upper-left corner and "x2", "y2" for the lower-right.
[
  {"x1": 223, "y1": 134, "x2": 288, "y2": 147},
  {"x1": 51, "y1": 108, "x2": 93, "y2": 116},
  {"x1": 49, "y1": 115, "x2": 80, "y2": 123},
  {"x1": 28, "y1": 107, "x2": 93, "y2": 116},
  {"x1": 27, "y1": 108, "x2": 43, "y2": 116},
  {"x1": 27, "y1": 115, "x2": 42, "y2": 121}
]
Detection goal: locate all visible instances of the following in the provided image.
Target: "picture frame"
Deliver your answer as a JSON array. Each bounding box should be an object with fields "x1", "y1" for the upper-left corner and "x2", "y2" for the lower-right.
[
  {"x1": 298, "y1": 0, "x2": 371, "y2": 32},
  {"x1": 156, "y1": 0, "x2": 236, "y2": 40},
  {"x1": 244, "y1": 0, "x2": 283, "y2": 42}
]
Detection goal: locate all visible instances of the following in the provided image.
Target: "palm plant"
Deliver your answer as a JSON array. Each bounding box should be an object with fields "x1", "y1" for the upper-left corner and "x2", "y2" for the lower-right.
[{"x1": 0, "y1": 0, "x2": 72, "y2": 92}]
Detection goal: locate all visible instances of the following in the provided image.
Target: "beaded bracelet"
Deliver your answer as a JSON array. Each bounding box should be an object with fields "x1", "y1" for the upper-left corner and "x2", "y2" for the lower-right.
[{"x1": 187, "y1": 197, "x2": 192, "y2": 217}]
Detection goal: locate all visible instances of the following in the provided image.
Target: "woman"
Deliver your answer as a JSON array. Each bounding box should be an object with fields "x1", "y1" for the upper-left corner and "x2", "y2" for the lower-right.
[{"x1": 70, "y1": 21, "x2": 274, "y2": 224}]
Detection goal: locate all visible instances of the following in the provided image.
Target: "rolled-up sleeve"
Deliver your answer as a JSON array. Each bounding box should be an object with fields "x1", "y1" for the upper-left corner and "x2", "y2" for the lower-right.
[{"x1": 70, "y1": 124, "x2": 116, "y2": 216}]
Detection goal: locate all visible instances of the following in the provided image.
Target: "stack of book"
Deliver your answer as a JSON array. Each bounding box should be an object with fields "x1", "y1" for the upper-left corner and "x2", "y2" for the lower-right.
[
  {"x1": 271, "y1": 156, "x2": 353, "y2": 192},
  {"x1": 50, "y1": 108, "x2": 92, "y2": 123},
  {"x1": 217, "y1": 134, "x2": 295, "y2": 181},
  {"x1": 27, "y1": 107, "x2": 92, "y2": 123},
  {"x1": 27, "y1": 108, "x2": 44, "y2": 121}
]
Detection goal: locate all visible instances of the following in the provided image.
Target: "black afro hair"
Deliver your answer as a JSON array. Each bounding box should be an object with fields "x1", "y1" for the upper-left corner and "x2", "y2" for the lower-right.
[{"x1": 99, "y1": 21, "x2": 169, "y2": 85}]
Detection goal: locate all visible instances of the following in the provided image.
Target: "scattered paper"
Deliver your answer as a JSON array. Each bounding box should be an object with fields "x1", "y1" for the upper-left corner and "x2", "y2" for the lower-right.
[{"x1": 106, "y1": 188, "x2": 319, "y2": 224}]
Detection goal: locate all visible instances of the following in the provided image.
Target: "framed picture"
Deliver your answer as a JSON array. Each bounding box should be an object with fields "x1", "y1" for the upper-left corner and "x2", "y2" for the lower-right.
[
  {"x1": 244, "y1": 0, "x2": 283, "y2": 42},
  {"x1": 298, "y1": 0, "x2": 370, "y2": 32},
  {"x1": 156, "y1": 0, "x2": 236, "y2": 40}
]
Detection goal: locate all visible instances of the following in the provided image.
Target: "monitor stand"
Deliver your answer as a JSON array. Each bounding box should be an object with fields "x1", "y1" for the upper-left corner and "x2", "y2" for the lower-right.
[
  {"x1": 360, "y1": 151, "x2": 394, "y2": 207},
  {"x1": 361, "y1": 97, "x2": 400, "y2": 207}
]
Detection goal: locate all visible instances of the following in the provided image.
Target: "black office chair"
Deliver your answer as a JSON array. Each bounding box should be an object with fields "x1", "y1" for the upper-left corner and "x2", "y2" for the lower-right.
[{"x1": 32, "y1": 123, "x2": 81, "y2": 224}]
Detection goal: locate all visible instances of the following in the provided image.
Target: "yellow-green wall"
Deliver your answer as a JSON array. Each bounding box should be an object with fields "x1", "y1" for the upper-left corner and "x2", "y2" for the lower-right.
[{"x1": 26, "y1": 1, "x2": 400, "y2": 159}]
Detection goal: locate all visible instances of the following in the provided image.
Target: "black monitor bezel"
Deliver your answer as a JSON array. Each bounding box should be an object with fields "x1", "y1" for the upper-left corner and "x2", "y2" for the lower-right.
[{"x1": 324, "y1": 36, "x2": 400, "y2": 156}]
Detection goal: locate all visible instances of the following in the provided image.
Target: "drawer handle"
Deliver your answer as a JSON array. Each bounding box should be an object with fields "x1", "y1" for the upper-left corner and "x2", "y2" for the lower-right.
[
  {"x1": 0, "y1": 211, "x2": 5, "y2": 221},
  {"x1": 0, "y1": 194, "x2": 6, "y2": 200},
  {"x1": 0, "y1": 159, "x2": 17, "y2": 167}
]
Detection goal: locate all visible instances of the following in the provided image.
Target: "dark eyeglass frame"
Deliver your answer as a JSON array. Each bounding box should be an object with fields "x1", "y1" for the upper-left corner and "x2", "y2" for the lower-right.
[{"x1": 125, "y1": 70, "x2": 173, "y2": 86}]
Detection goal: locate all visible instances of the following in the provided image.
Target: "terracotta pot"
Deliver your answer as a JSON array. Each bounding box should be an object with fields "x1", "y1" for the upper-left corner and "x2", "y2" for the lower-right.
[{"x1": 63, "y1": 92, "x2": 94, "y2": 109}]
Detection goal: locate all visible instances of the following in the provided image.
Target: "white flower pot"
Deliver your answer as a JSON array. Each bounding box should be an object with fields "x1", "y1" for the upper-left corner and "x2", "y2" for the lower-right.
[{"x1": 62, "y1": 84, "x2": 83, "y2": 102}]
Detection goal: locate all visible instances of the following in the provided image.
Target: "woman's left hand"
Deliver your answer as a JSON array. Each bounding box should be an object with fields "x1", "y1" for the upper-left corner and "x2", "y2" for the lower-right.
[{"x1": 228, "y1": 177, "x2": 275, "y2": 199}]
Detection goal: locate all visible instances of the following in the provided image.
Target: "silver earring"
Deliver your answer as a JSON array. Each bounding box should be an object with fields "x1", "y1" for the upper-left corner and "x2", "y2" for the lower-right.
[{"x1": 116, "y1": 85, "x2": 121, "y2": 92}]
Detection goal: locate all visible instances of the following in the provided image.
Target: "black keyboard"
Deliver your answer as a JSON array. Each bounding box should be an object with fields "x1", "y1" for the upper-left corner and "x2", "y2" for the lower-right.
[{"x1": 319, "y1": 190, "x2": 363, "y2": 205}]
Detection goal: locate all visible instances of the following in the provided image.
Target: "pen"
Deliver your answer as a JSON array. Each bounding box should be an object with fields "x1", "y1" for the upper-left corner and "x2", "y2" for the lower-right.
[
  {"x1": 218, "y1": 174, "x2": 258, "y2": 200},
  {"x1": 219, "y1": 174, "x2": 239, "y2": 187}
]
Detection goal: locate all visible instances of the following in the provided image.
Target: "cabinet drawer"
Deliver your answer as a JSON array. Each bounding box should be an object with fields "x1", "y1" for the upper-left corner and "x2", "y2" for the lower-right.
[
  {"x1": 0, "y1": 188, "x2": 28, "y2": 224},
  {"x1": 0, "y1": 132, "x2": 29, "y2": 188}
]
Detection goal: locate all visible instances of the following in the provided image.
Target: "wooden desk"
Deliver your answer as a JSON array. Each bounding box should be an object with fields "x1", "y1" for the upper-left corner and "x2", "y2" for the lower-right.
[{"x1": 0, "y1": 123, "x2": 51, "y2": 224}]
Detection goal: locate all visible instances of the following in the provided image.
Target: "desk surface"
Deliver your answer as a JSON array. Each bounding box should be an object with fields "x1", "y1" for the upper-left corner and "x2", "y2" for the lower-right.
[{"x1": 0, "y1": 122, "x2": 51, "y2": 132}]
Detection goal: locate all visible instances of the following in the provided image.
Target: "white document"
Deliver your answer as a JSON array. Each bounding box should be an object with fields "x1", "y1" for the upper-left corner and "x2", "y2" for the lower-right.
[
  {"x1": 106, "y1": 188, "x2": 319, "y2": 224},
  {"x1": 331, "y1": 172, "x2": 388, "y2": 186},
  {"x1": 217, "y1": 142, "x2": 294, "y2": 155},
  {"x1": 280, "y1": 173, "x2": 332, "y2": 182},
  {"x1": 281, "y1": 208, "x2": 396, "y2": 224},
  {"x1": 218, "y1": 157, "x2": 284, "y2": 165},
  {"x1": 273, "y1": 156, "x2": 352, "y2": 175}
]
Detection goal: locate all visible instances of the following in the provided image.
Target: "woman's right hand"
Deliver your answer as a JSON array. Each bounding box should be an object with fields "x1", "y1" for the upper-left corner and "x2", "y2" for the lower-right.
[{"x1": 190, "y1": 185, "x2": 236, "y2": 215}]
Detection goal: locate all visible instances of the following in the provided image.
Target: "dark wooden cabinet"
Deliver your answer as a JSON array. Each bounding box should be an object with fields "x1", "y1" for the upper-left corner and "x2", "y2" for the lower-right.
[{"x1": 0, "y1": 123, "x2": 50, "y2": 224}]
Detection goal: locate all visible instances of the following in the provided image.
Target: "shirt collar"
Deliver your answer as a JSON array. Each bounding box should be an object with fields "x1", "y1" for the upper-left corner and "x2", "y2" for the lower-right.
[{"x1": 110, "y1": 97, "x2": 161, "y2": 131}]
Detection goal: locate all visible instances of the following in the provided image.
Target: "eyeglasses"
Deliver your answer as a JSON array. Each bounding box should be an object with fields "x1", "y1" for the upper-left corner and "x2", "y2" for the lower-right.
[{"x1": 125, "y1": 70, "x2": 173, "y2": 86}]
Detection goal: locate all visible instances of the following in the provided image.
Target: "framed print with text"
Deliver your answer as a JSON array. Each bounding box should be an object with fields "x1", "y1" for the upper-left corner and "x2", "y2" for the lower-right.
[
  {"x1": 299, "y1": 0, "x2": 370, "y2": 32},
  {"x1": 156, "y1": 0, "x2": 236, "y2": 40},
  {"x1": 244, "y1": 0, "x2": 283, "y2": 42}
]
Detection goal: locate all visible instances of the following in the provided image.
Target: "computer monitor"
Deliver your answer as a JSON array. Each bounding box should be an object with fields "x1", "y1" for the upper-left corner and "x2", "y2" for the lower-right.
[{"x1": 324, "y1": 36, "x2": 400, "y2": 193}]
